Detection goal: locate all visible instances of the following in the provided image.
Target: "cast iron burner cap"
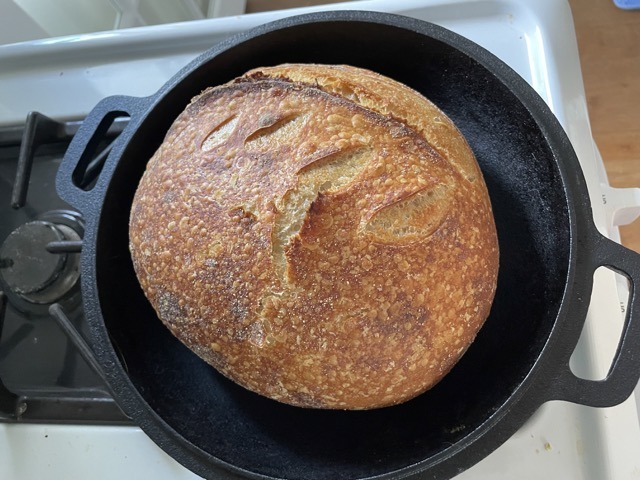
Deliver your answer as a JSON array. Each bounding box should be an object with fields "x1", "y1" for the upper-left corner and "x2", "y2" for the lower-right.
[{"x1": 0, "y1": 220, "x2": 81, "y2": 304}]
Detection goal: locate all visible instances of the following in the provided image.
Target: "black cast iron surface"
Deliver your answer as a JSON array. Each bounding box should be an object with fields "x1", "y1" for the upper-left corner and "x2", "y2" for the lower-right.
[{"x1": 55, "y1": 11, "x2": 640, "y2": 480}]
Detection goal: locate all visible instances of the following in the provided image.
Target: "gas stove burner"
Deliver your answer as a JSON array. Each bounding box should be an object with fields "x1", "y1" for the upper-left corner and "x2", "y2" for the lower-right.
[
  {"x1": 0, "y1": 211, "x2": 83, "y2": 306},
  {"x1": 0, "y1": 117, "x2": 127, "y2": 425}
]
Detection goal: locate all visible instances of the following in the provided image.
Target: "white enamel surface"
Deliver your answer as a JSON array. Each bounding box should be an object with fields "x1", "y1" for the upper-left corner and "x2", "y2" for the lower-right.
[
  {"x1": 0, "y1": 424, "x2": 200, "y2": 479},
  {"x1": 0, "y1": 0, "x2": 560, "y2": 126},
  {"x1": 602, "y1": 186, "x2": 640, "y2": 228},
  {"x1": 1, "y1": 1, "x2": 639, "y2": 479}
]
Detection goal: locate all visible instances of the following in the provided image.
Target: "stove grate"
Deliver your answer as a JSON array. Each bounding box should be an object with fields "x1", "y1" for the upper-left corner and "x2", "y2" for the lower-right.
[{"x1": 0, "y1": 113, "x2": 131, "y2": 424}]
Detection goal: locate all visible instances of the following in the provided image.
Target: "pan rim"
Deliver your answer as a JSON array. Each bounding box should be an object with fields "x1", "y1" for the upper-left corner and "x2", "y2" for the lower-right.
[{"x1": 77, "y1": 9, "x2": 591, "y2": 480}]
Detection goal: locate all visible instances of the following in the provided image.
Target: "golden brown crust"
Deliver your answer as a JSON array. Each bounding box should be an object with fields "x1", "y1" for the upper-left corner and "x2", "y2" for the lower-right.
[
  {"x1": 244, "y1": 64, "x2": 481, "y2": 183},
  {"x1": 129, "y1": 64, "x2": 499, "y2": 409}
]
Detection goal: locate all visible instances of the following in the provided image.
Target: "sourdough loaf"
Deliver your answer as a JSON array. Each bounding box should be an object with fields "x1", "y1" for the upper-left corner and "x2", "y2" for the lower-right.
[{"x1": 129, "y1": 64, "x2": 499, "y2": 409}]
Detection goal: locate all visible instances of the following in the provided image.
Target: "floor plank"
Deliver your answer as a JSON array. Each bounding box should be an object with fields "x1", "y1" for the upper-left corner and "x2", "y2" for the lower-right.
[{"x1": 569, "y1": 0, "x2": 640, "y2": 253}]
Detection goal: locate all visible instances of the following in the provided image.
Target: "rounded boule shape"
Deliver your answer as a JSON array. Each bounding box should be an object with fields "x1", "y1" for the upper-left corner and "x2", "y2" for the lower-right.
[{"x1": 129, "y1": 64, "x2": 499, "y2": 409}]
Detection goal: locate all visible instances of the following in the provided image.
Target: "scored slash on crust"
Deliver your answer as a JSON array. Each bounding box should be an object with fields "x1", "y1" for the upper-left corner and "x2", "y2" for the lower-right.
[{"x1": 201, "y1": 102, "x2": 455, "y2": 285}]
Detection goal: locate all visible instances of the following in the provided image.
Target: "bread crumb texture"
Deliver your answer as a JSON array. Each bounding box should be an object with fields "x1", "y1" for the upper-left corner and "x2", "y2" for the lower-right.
[{"x1": 129, "y1": 64, "x2": 499, "y2": 409}]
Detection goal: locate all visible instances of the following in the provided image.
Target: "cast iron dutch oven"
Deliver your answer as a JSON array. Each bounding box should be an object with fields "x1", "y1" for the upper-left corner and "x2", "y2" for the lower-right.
[{"x1": 55, "y1": 11, "x2": 640, "y2": 480}]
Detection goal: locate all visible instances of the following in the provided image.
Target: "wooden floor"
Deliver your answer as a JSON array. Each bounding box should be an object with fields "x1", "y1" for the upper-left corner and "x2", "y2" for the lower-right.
[
  {"x1": 569, "y1": 0, "x2": 640, "y2": 253},
  {"x1": 247, "y1": 0, "x2": 640, "y2": 253}
]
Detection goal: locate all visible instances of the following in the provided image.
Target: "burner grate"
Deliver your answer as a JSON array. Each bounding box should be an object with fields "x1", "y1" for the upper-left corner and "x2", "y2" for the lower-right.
[{"x1": 0, "y1": 113, "x2": 130, "y2": 424}]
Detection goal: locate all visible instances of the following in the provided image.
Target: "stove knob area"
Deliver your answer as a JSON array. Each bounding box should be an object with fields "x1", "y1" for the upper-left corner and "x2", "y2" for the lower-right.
[{"x1": 0, "y1": 221, "x2": 81, "y2": 305}]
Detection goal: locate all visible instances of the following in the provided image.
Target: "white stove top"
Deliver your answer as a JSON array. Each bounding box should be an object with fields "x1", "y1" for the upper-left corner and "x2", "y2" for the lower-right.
[{"x1": 1, "y1": 0, "x2": 640, "y2": 479}]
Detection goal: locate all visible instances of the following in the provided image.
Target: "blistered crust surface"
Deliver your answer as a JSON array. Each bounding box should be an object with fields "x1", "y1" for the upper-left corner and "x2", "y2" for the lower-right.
[{"x1": 129, "y1": 65, "x2": 499, "y2": 409}]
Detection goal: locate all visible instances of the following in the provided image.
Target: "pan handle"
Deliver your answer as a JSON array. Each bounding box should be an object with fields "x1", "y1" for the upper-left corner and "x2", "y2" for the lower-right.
[
  {"x1": 56, "y1": 94, "x2": 152, "y2": 214},
  {"x1": 553, "y1": 233, "x2": 640, "y2": 407}
]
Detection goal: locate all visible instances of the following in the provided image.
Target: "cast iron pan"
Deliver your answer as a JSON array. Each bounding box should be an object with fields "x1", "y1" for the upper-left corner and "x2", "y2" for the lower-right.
[{"x1": 55, "y1": 11, "x2": 640, "y2": 480}]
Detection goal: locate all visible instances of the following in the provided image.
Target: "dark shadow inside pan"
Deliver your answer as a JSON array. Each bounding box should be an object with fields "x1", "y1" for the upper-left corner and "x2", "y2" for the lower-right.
[{"x1": 94, "y1": 18, "x2": 570, "y2": 480}]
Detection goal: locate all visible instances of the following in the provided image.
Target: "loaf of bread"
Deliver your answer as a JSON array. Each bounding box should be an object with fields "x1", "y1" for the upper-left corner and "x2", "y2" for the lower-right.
[{"x1": 129, "y1": 64, "x2": 499, "y2": 409}]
